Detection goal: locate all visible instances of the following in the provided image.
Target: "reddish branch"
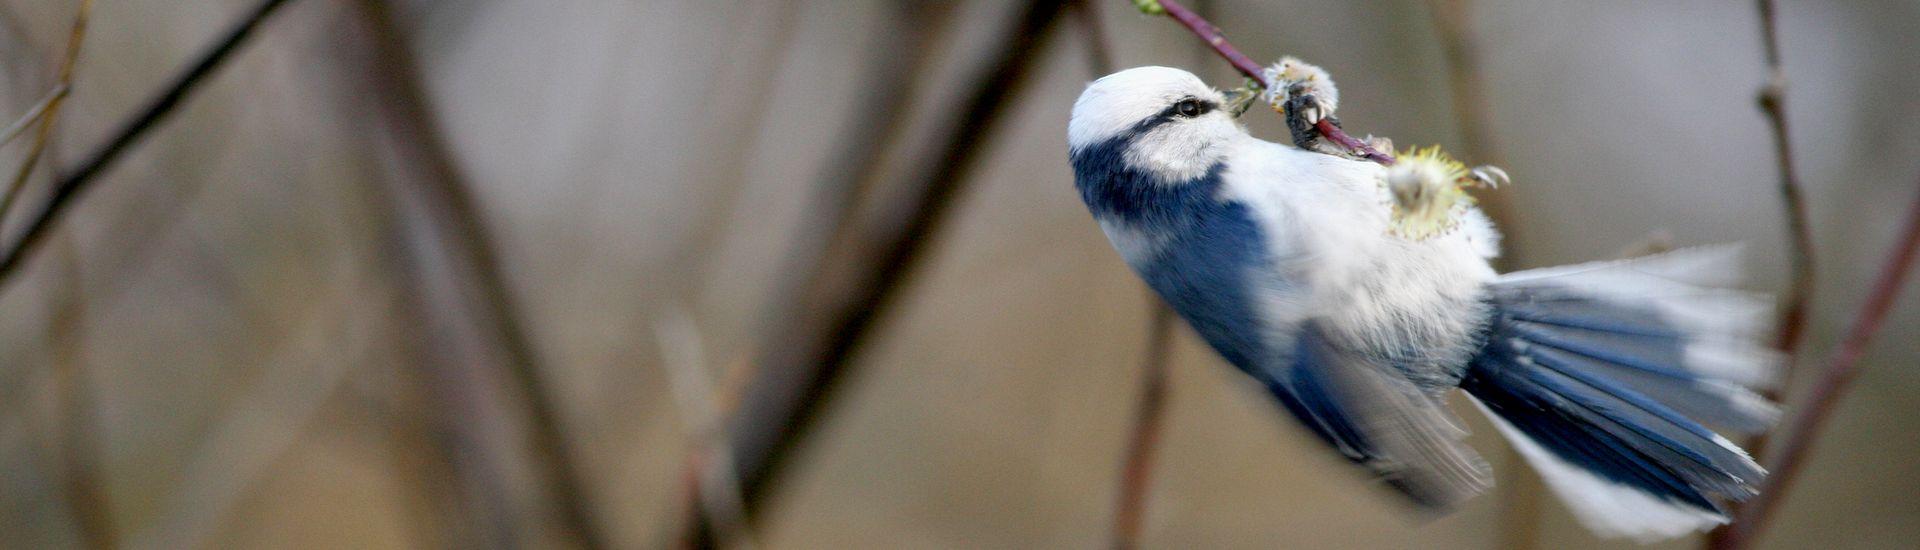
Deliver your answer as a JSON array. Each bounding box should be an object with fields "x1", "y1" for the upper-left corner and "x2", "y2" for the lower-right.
[
  {"x1": 1148, "y1": 0, "x2": 1395, "y2": 165},
  {"x1": 1713, "y1": 178, "x2": 1920, "y2": 549}
]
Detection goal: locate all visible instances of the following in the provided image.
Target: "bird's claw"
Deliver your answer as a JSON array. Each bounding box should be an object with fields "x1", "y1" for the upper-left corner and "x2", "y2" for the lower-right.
[
  {"x1": 1294, "y1": 93, "x2": 1328, "y2": 126},
  {"x1": 1264, "y1": 57, "x2": 1342, "y2": 151}
]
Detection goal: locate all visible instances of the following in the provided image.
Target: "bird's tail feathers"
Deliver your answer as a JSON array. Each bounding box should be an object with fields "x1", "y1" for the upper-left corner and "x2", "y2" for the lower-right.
[{"x1": 1464, "y1": 246, "x2": 1777, "y2": 541}]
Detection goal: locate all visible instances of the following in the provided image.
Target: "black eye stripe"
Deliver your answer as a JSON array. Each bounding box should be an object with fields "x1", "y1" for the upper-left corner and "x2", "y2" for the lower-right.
[
  {"x1": 1127, "y1": 96, "x2": 1222, "y2": 135},
  {"x1": 1159, "y1": 96, "x2": 1218, "y2": 119}
]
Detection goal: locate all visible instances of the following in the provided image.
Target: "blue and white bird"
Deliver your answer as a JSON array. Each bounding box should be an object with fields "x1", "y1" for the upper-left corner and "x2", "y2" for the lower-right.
[{"x1": 1068, "y1": 66, "x2": 1779, "y2": 541}]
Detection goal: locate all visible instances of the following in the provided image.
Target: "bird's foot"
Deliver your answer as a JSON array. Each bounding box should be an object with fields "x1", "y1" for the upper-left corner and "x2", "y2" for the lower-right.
[{"x1": 1263, "y1": 57, "x2": 1344, "y2": 153}]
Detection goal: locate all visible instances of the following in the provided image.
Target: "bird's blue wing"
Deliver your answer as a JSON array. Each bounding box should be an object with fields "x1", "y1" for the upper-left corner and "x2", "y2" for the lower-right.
[{"x1": 1264, "y1": 322, "x2": 1493, "y2": 510}]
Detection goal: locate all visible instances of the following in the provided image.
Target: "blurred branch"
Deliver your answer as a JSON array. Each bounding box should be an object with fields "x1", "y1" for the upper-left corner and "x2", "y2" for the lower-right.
[
  {"x1": 655, "y1": 306, "x2": 755, "y2": 549},
  {"x1": 1112, "y1": 300, "x2": 1174, "y2": 549},
  {"x1": 353, "y1": 110, "x2": 518, "y2": 550},
  {"x1": 1713, "y1": 176, "x2": 1920, "y2": 550},
  {"x1": 0, "y1": 85, "x2": 68, "y2": 148},
  {"x1": 1136, "y1": 0, "x2": 1394, "y2": 165},
  {"x1": 678, "y1": 1, "x2": 1069, "y2": 545},
  {"x1": 0, "y1": 0, "x2": 91, "y2": 226},
  {"x1": 1072, "y1": 0, "x2": 1113, "y2": 78},
  {"x1": 670, "y1": 4, "x2": 949, "y2": 546},
  {"x1": 0, "y1": 0, "x2": 296, "y2": 295},
  {"x1": 48, "y1": 238, "x2": 113, "y2": 550},
  {"x1": 667, "y1": 0, "x2": 803, "y2": 289},
  {"x1": 347, "y1": 1, "x2": 609, "y2": 548}
]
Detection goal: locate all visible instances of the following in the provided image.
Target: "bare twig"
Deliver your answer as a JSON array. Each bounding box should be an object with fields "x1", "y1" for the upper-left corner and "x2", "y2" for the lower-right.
[
  {"x1": 348, "y1": 1, "x2": 608, "y2": 548},
  {"x1": 1750, "y1": 0, "x2": 1818, "y2": 373},
  {"x1": 1712, "y1": 176, "x2": 1920, "y2": 550},
  {"x1": 48, "y1": 238, "x2": 113, "y2": 550},
  {"x1": 0, "y1": 0, "x2": 297, "y2": 295},
  {"x1": 1112, "y1": 300, "x2": 1175, "y2": 549},
  {"x1": 0, "y1": 85, "x2": 68, "y2": 148},
  {"x1": 0, "y1": 0, "x2": 91, "y2": 227},
  {"x1": 678, "y1": 1, "x2": 1070, "y2": 545},
  {"x1": 1141, "y1": 0, "x2": 1395, "y2": 165}
]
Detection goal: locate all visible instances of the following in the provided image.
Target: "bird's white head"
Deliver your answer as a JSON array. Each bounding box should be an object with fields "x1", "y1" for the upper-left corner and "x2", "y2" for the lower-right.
[{"x1": 1068, "y1": 66, "x2": 1245, "y2": 182}]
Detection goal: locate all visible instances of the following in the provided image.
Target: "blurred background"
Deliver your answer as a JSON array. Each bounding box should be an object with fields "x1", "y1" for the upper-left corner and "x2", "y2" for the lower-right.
[{"x1": 1, "y1": 0, "x2": 1916, "y2": 548}]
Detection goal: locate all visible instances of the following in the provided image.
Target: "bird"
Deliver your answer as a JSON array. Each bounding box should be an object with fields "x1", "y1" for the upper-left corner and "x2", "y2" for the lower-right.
[{"x1": 1067, "y1": 65, "x2": 1779, "y2": 541}]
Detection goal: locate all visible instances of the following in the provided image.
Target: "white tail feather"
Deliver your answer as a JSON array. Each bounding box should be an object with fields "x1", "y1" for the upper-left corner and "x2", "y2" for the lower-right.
[{"x1": 1471, "y1": 398, "x2": 1729, "y2": 542}]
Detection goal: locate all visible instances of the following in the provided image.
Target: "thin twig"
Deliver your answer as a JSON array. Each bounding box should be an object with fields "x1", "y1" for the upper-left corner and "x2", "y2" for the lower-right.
[
  {"x1": 1712, "y1": 176, "x2": 1920, "y2": 550},
  {"x1": 349, "y1": 2, "x2": 609, "y2": 548},
  {"x1": 0, "y1": 85, "x2": 68, "y2": 149},
  {"x1": 0, "y1": 0, "x2": 297, "y2": 295},
  {"x1": 1143, "y1": 0, "x2": 1395, "y2": 166},
  {"x1": 0, "y1": 0, "x2": 92, "y2": 227},
  {"x1": 1112, "y1": 300, "x2": 1175, "y2": 550},
  {"x1": 679, "y1": 1, "x2": 1070, "y2": 545},
  {"x1": 1750, "y1": 0, "x2": 1817, "y2": 373}
]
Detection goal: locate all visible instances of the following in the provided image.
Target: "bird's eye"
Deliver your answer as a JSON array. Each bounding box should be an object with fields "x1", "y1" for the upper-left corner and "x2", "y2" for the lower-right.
[{"x1": 1175, "y1": 98, "x2": 1204, "y2": 118}]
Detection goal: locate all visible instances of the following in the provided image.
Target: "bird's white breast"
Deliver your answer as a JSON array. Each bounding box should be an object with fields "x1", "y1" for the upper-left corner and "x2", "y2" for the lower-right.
[{"x1": 1220, "y1": 138, "x2": 1500, "y2": 368}]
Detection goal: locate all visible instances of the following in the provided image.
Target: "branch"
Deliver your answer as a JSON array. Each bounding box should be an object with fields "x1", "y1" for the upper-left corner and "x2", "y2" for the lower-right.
[
  {"x1": 0, "y1": 0, "x2": 297, "y2": 295},
  {"x1": 1750, "y1": 0, "x2": 1818, "y2": 371},
  {"x1": 1712, "y1": 176, "x2": 1920, "y2": 549},
  {"x1": 0, "y1": 0, "x2": 92, "y2": 229},
  {"x1": 678, "y1": 1, "x2": 1070, "y2": 545},
  {"x1": 1112, "y1": 300, "x2": 1175, "y2": 549},
  {"x1": 348, "y1": 2, "x2": 609, "y2": 548},
  {"x1": 0, "y1": 85, "x2": 68, "y2": 148},
  {"x1": 670, "y1": 4, "x2": 950, "y2": 548},
  {"x1": 1141, "y1": 0, "x2": 1395, "y2": 165}
]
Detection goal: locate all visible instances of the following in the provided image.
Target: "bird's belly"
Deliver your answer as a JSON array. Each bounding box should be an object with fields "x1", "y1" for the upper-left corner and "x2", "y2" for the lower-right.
[{"x1": 1313, "y1": 249, "x2": 1492, "y2": 388}]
